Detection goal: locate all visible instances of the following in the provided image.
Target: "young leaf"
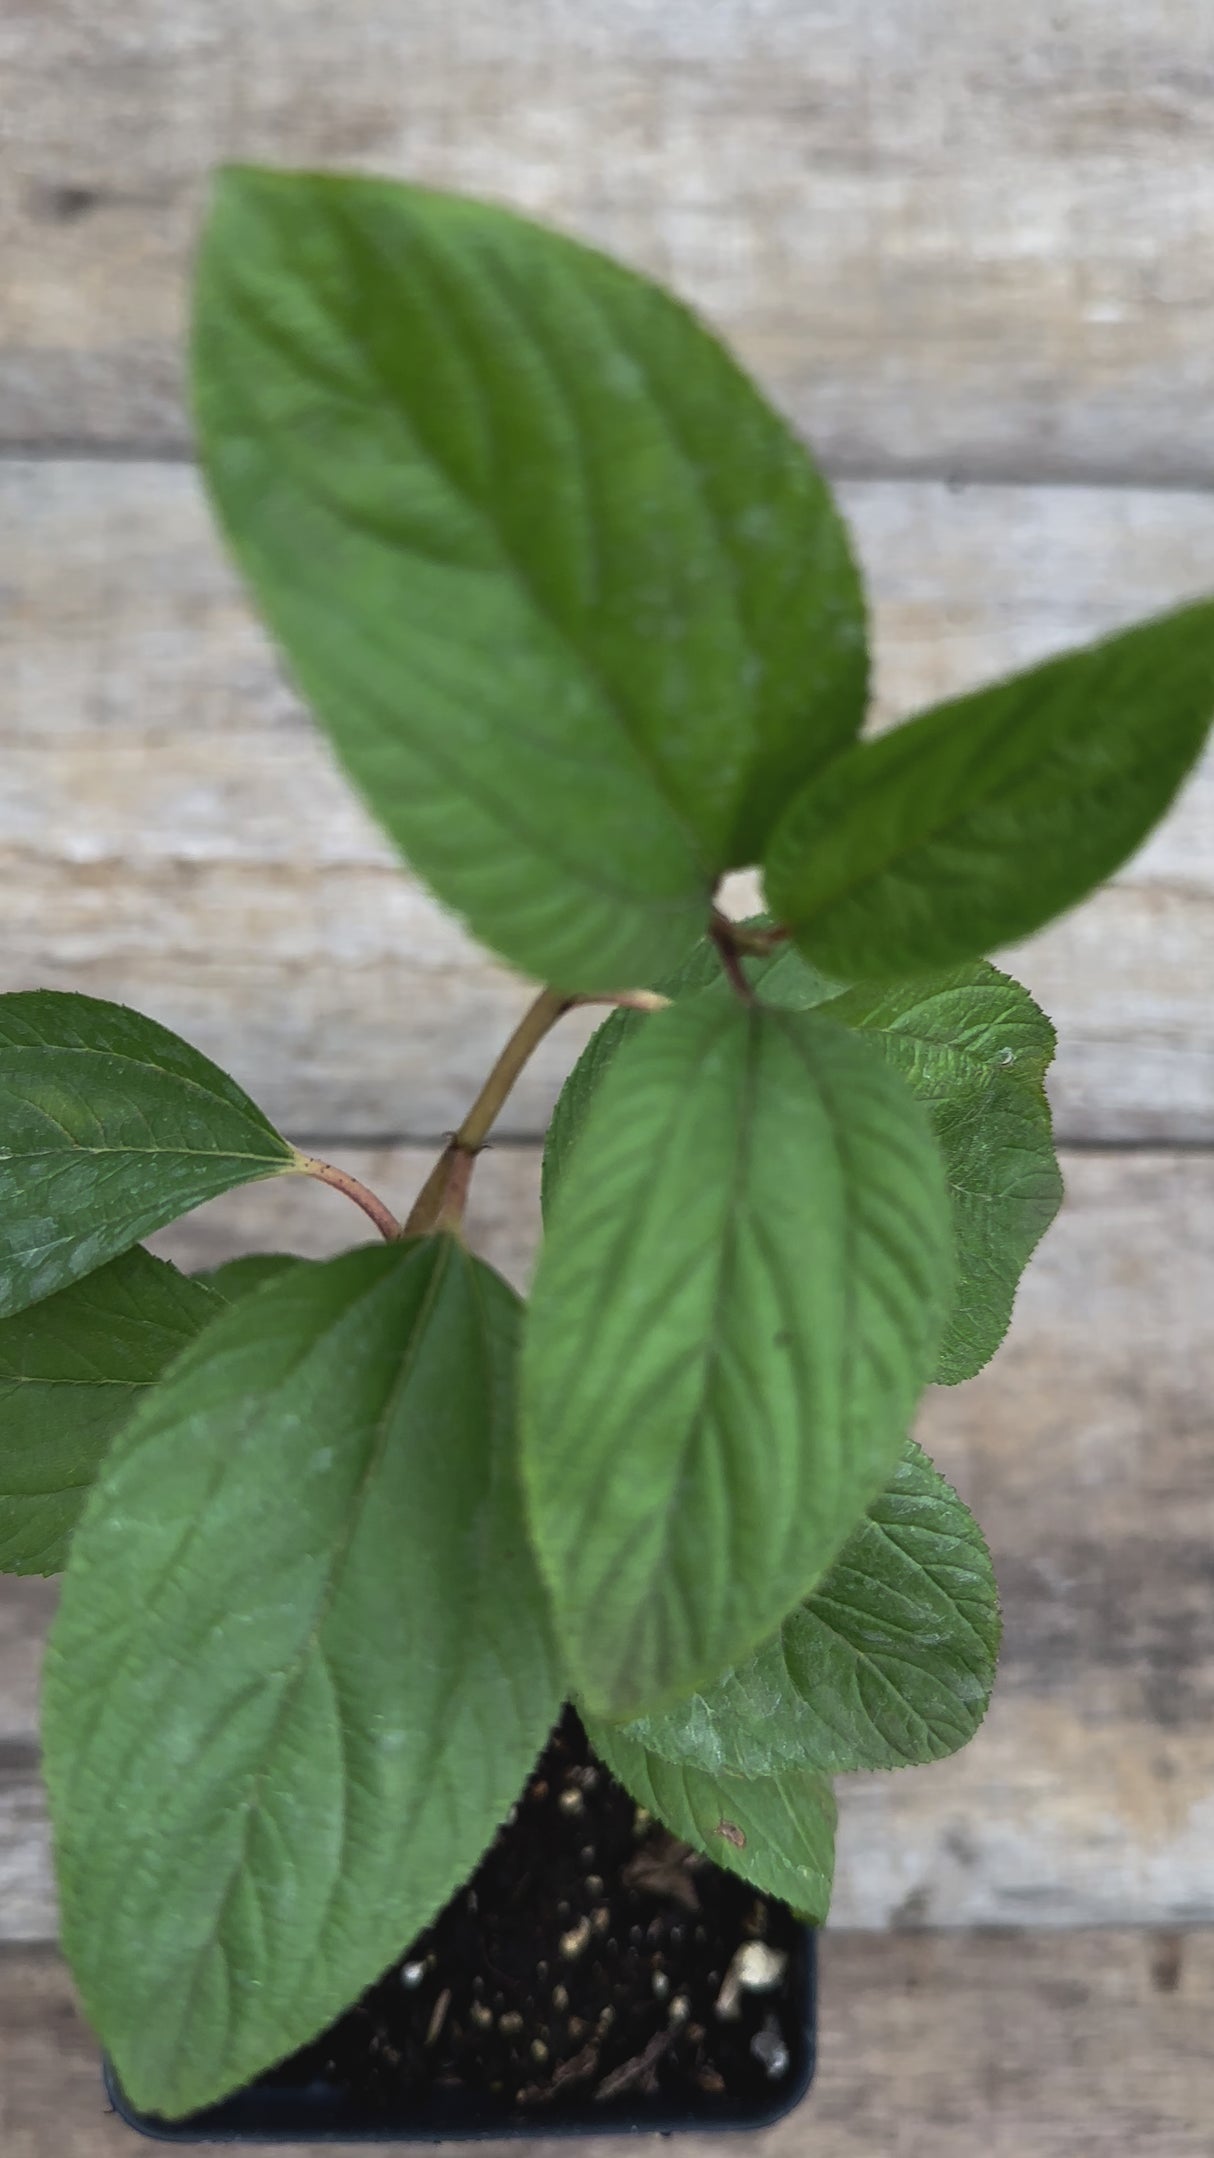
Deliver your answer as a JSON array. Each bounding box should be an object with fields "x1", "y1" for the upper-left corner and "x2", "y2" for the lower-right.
[
  {"x1": 584, "y1": 1717, "x2": 836, "y2": 1922},
  {"x1": 541, "y1": 927, "x2": 841, "y2": 1212},
  {"x1": 544, "y1": 942, "x2": 1058, "y2": 1385},
  {"x1": 615, "y1": 1438, "x2": 999, "y2": 1779},
  {"x1": 824, "y1": 966, "x2": 1063, "y2": 1381},
  {"x1": 192, "y1": 1252, "x2": 304, "y2": 1299},
  {"x1": 523, "y1": 997, "x2": 954, "y2": 1720},
  {"x1": 765, "y1": 600, "x2": 1214, "y2": 980},
  {"x1": 0, "y1": 1250, "x2": 225, "y2": 1576},
  {"x1": 0, "y1": 992, "x2": 297, "y2": 1319},
  {"x1": 194, "y1": 166, "x2": 867, "y2": 992},
  {"x1": 43, "y1": 1238, "x2": 561, "y2": 2119}
]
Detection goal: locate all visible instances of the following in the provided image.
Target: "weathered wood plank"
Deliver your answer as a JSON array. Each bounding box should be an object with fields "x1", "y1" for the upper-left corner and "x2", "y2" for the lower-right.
[
  {"x1": 4, "y1": 3, "x2": 1214, "y2": 484},
  {"x1": 2, "y1": 1932, "x2": 1212, "y2": 2158},
  {"x1": 0, "y1": 1578, "x2": 54, "y2": 1744},
  {"x1": 3, "y1": 463, "x2": 1211, "y2": 1141},
  {"x1": 2, "y1": 1150, "x2": 1211, "y2": 1938}
]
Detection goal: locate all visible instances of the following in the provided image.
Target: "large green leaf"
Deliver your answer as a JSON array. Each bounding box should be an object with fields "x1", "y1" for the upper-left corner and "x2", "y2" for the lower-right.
[
  {"x1": 584, "y1": 1717, "x2": 836, "y2": 1922},
  {"x1": 43, "y1": 1237, "x2": 561, "y2": 2119},
  {"x1": 544, "y1": 945, "x2": 1059, "y2": 1385},
  {"x1": 0, "y1": 1250, "x2": 225, "y2": 1576},
  {"x1": 615, "y1": 1438, "x2": 999, "y2": 1778},
  {"x1": 193, "y1": 166, "x2": 867, "y2": 992},
  {"x1": 523, "y1": 997, "x2": 954, "y2": 1720},
  {"x1": 0, "y1": 993, "x2": 297, "y2": 1319},
  {"x1": 825, "y1": 966, "x2": 1062, "y2": 1381},
  {"x1": 765, "y1": 601, "x2": 1214, "y2": 980}
]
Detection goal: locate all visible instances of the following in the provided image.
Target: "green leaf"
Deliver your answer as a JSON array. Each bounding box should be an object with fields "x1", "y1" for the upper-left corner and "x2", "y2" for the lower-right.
[
  {"x1": 542, "y1": 1007, "x2": 646, "y2": 1217},
  {"x1": 584, "y1": 1717, "x2": 836, "y2": 1922},
  {"x1": 193, "y1": 166, "x2": 867, "y2": 992},
  {"x1": 765, "y1": 601, "x2": 1214, "y2": 980},
  {"x1": 192, "y1": 1253, "x2": 304, "y2": 1299},
  {"x1": 615, "y1": 1438, "x2": 999, "y2": 1778},
  {"x1": 824, "y1": 965, "x2": 1063, "y2": 1382},
  {"x1": 43, "y1": 1237, "x2": 561, "y2": 2119},
  {"x1": 544, "y1": 941, "x2": 1057, "y2": 1386},
  {"x1": 523, "y1": 996, "x2": 954, "y2": 1719},
  {"x1": 541, "y1": 925, "x2": 838, "y2": 1212},
  {"x1": 0, "y1": 1250, "x2": 225, "y2": 1576},
  {"x1": 0, "y1": 992, "x2": 297, "y2": 1320}
]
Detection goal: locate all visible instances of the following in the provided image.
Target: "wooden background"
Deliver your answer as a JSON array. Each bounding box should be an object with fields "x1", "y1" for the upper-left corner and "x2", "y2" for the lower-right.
[{"x1": 2, "y1": 5, "x2": 1213, "y2": 2151}]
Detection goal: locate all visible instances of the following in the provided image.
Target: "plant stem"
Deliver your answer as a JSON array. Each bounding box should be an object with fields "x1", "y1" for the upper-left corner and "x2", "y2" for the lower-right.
[
  {"x1": 709, "y1": 914, "x2": 757, "y2": 1006},
  {"x1": 293, "y1": 1153, "x2": 402, "y2": 1242},
  {"x1": 576, "y1": 989, "x2": 671, "y2": 1015},
  {"x1": 405, "y1": 986, "x2": 573, "y2": 1236},
  {"x1": 458, "y1": 987, "x2": 575, "y2": 1153},
  {"x1": 711, "y1": 908, "x2": 789, "y2": 957}
]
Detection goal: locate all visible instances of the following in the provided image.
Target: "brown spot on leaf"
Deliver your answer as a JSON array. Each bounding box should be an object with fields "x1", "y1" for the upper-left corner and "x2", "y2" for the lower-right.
[{"x1": 715, "y1": 1819, "x2": 747, "y2": 1849}]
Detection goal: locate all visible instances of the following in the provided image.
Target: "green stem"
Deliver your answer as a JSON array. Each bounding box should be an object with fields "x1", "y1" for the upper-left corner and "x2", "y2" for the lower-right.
[{"x1": 405, "y1": 987, "x2": 573, "y2": 1236}]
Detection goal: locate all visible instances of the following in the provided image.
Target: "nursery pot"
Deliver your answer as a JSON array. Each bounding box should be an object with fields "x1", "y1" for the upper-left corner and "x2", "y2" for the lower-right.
[{"x1": 104, "y1": 1713, "x2": 816, "y2": 2143}]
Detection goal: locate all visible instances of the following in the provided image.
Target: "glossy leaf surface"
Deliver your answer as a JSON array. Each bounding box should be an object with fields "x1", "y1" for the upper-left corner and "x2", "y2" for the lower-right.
[{"x1": 0, "y1": 992, "x2": 295, "y2": 1319}]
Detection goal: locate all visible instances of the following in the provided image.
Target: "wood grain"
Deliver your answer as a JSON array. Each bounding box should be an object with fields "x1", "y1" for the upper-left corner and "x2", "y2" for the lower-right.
[
  {"x1": 3, "y1": 462, "x2": 1211, "y2": 1141},
  {"x1": 2, "y1": 1149, "x2": 1211, "y2": 1938},
  {"x1": 4, "y1": 3, "x2": 1214, "y2": 485},
  {"x1": 2, "y1": 1932, "x2": 1212, "y2": 2157}
]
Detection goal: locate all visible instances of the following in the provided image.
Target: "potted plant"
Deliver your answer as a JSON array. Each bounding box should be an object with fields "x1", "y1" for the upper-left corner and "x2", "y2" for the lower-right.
[{"x1": 2, "y1": 167, "x2": 1210, "y2": 2142}]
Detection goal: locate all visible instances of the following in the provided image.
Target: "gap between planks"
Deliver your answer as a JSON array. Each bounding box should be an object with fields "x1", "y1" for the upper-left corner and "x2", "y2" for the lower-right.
[
  {"x1": 3, "y1": 462, "x2": 1212, "y2": 1146},
  {"x1": 5, "y1": 1, "x2": 1214, "y2": 489}
]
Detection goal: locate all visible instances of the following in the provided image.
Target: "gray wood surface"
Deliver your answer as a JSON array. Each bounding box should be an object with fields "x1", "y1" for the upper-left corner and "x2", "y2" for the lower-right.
[
  {"x1": 4, "y1": 2, "x2": 1214, "y2": 485},
  {"x1": 4, "y1": 462, "x2": 1211, "y2": 1141},
  {"x1": 3, "y1": 1932, "x2": 1212, "y2": 2157},
  {"x1": 4, "y1": 5, "x2": 1213, "y2": 2134},
  {"x1": 3, "y1": 1148, "x2": 1211, "y2": 1940}
]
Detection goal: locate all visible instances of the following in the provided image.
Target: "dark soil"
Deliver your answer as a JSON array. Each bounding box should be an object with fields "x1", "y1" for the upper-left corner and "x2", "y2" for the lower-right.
[{"x1": 258, "y1": 1708, "x2": 811, "y2": 2131}]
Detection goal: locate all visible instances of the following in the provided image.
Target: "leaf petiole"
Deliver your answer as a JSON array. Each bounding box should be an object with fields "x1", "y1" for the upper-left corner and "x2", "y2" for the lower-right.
[
  {"x1": 709, "y1": 914, "x2": 758, "y2": 1006},
  {"x1": 292, "y1": 1153, "x2": 403, "y2": 1242}
]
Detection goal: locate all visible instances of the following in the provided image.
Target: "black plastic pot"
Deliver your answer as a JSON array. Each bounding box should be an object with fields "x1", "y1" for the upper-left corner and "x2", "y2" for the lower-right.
[
  {"x1": 102, "y1": 1713, "x2": 817, "y2": 2144},
  {"x1": 104, "y1": 1933, "x2": 813, "y2": 2143}
]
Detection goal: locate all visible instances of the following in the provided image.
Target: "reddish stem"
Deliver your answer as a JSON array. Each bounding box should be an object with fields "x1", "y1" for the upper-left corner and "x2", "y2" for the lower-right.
[{"x1": 293, "y1": 1153, "x2": 402, "y2": 1242}]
